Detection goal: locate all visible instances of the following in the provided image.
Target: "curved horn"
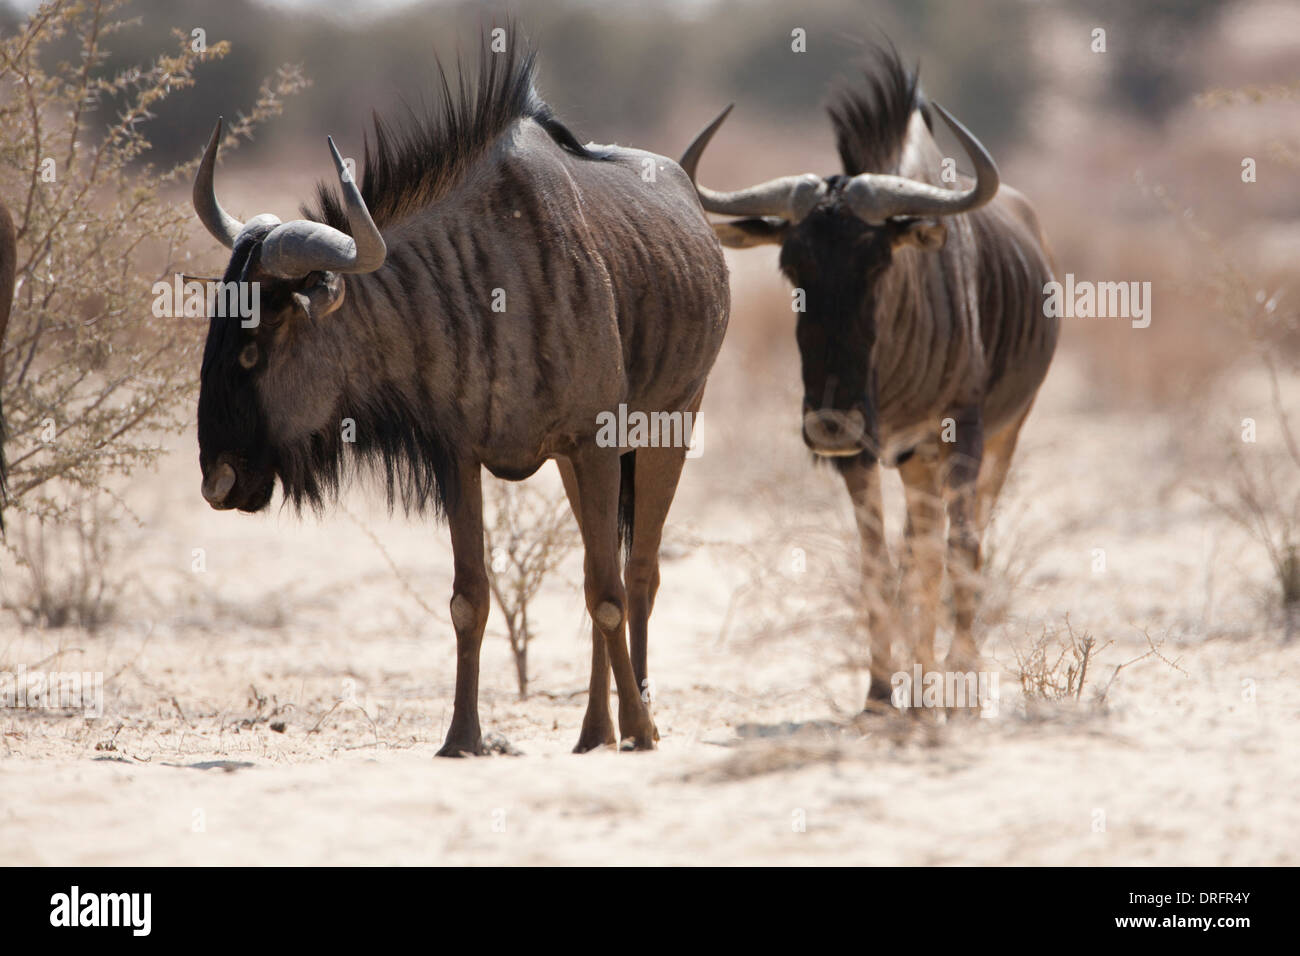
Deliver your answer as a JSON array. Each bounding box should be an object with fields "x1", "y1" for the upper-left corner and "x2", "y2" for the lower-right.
[
  {"x1": 843, "y1": 101, "x2": 999, "y2": 223},
  {"x1": 680, "y1": 105, "x2": 826, "y2": 222},
  {"x1": 258, "y1": 136, "x2": 387, "y2": 278},
  {"x1": 326, "y1": 135, "x2": 386, "y2": 272},
  {"x1": 193, "y1": 117, "x2": 244, "y2": 248}
]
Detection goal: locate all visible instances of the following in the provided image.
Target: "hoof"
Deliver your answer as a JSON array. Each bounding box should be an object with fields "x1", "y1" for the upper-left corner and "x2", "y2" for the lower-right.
[
  {"x1": 866, "y1": 673, "x2": 895, "y2": 704},
  {"x1": 436, "y1": 732, "x2": 485, "y2": 758},
  {"x1": 859, "y1": 697, "x2": 897, "y2": 719},
  {"x1": 944, "y1": 648, "x2": 980, "y2": 674},
  {"x1": 573, "y1": 725, "x2": 617, "y2": 754},
  {"x1": 618, "y1": 732, "x2": 657, "y2": 752},
  {"x1": 635, "y1": 713, "x2": 661, "y2": 744},
  {"x1": 617, "y1": 705, "x2": 658, "y2": 751}
]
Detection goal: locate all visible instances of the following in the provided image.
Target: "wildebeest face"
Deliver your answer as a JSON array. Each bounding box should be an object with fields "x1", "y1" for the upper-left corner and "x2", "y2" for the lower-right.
[
  {"x1": 190, "y1": 118, "x2": 386, "y2": 512},
  {"x1": 680, "y1": 100, "x2": 996, "y2": 461},
  {"x1": 776, "y1": 193, "x2": 947, "y2": 459},
  {"x1": 197, "y1": 237, "x2": 348, "y2": 512}
]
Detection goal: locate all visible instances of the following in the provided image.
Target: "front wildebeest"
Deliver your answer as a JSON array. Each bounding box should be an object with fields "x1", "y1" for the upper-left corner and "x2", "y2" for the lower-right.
[
  {"x1": 193, "y1": 38, "x2": 729, "y2": 754},
  {"x1": 682, "y1": 46, "x2": 1057, "y2": 706},
  {"x1": 0, "y1": 197, "x2": 15, "y2": 530}
]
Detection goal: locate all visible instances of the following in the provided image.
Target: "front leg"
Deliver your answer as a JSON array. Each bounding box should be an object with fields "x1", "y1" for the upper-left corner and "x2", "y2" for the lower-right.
[
  {"x1": 436, "y1": 460, "x2": 491, "y2": 757},
  {"x1": 840, "y1": 457, "x2": 894, "y2": 707},
  {"x1": 898, "y1": 451, "x2": 944, "y2": 675}
]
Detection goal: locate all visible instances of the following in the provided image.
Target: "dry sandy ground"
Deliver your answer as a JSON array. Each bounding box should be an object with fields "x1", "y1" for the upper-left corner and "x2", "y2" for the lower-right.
[{"x1": 1, "y1": 268, "x2": 1297, "y2": 864}]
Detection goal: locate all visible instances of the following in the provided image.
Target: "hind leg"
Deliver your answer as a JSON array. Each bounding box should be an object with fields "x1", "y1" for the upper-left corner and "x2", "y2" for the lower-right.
[
  {"x1": 558, "y1": 457, "x2": 618, "y2": 753},
  {"x1": 624, "y1": 388, "x2": 705, "y2": 729},
  {"x1": 567, "y1": 443, "x2": 656, "y2": 751},
  {"x1": 940, "y1": 406, "x2": 985, "y2": 674}
]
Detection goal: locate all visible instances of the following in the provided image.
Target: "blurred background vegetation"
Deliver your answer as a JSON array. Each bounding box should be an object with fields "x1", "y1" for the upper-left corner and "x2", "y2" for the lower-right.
[{"x1": 0, "y1": 0, "x2": 1243, "y2": 166}]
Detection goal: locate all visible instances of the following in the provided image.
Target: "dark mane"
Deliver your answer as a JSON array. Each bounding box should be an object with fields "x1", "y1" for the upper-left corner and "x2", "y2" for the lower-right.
[
  {"x1": 828, "y1": 41, "x2": 927, "y2": 176},
  {"x1": 308, "y1": 28, "x2": 591, "y2": 231},
  {"x1": 274, "y1": 380, "x2": 458, "y2": 519}
]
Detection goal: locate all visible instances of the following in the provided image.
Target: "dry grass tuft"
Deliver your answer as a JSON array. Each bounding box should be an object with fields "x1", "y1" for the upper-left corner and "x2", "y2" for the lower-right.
[{"x1": 1012, "y1": 618, "x2": 1186, "y2": 715}]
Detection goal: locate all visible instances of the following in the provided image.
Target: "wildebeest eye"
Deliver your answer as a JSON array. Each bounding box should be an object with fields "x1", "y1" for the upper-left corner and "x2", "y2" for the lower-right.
[{"x1": 238, "y1": 341, "x2": 260, "y2": 369}]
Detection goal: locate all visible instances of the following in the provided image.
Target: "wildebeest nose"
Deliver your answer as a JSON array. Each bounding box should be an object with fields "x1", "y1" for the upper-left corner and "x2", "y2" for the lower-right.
[
  {"x1": 202, "y1": 462, "x2": 237, "y2": 507},
  {"x1": 802, "y1": 406, "x2": 870, "y2": 456}
]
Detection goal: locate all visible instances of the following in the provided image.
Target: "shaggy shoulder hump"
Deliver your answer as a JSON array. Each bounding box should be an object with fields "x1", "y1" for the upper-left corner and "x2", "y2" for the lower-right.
[{"x1": 308, "y1": 29, "x2": 597, "y2": 232}]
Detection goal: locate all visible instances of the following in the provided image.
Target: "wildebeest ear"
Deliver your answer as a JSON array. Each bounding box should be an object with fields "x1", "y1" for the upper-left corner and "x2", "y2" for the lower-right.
[
  {"x1": 712, "y1": 217, "x2": 789, "y2": 248},
  {"x1": 889, "y1": 218, "x2": 947, "y2": 252},
  {"x1": 290, "y1": 272, "x2": 346, "y2": 321}
]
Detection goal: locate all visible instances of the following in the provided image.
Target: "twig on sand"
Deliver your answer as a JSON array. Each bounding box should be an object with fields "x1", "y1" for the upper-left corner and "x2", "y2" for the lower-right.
[
  {"x1": 342, "y1": 507, "x2": 443, "y2": 619},
  {"x1": 26, "y1": 647, "x2": 84, "y2": 670},
  {"x1": 170, "y1": 696, "x2": 193, "y2": 728},
  {"x1": 308, "y1": 701, "x2": 342, "y2": 734},
  {"x1": 308, "y1": 698, "x2": 381, "y2": 743},
  {"x1": 1096, "y1": 627, "x2": 1186, "y2": 704}
]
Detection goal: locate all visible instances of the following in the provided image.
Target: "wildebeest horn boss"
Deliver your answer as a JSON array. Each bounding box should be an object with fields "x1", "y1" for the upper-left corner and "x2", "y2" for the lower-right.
[
  {"x1": 682, "y1": 43, "x2": 1057, "y2": 703},
  {"x1": 0, "y1": 197, "x2": 15, "y2": 532},
  {"x1": 194, "y1": 33, "x2": 729, "y2": 754}
]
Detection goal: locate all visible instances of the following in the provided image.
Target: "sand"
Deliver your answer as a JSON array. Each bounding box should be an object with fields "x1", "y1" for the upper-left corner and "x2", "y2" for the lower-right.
[{"x1": 1, "y1": 291, "x2": 1296, "y2": 865}]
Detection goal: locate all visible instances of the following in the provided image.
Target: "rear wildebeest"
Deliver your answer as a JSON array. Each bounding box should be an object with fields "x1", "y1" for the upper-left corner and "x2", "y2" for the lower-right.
[
  {"x1": 0, "y1": 197, "x2": 15, "y2": 531},
  {"x1": 193, "y1": 37, "x2": 728, "y2": 754},
  {"x1": 682, "y1": 45, "x2": 1057, "y2": 707}
]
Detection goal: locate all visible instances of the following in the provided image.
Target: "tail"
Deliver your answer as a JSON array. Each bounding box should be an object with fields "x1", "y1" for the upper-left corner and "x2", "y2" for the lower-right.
[
  {"x1": 617, "y1": 450, "x2": 636, "y2": 561},
  {"x1": 0, "y1": 396, "x2": 7, "y2": 534},
  {"x1": 0, "y1": 199, "x2": 16, "y2": 534}
]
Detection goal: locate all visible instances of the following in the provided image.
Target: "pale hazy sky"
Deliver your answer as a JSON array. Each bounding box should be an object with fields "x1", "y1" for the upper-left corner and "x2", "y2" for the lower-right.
[
  {"x1": 9, "y1": 0, "x2": 717, "y2": 17},
  {"x1": 5, "y1": 0, "x2": 425, "y2": 12}
]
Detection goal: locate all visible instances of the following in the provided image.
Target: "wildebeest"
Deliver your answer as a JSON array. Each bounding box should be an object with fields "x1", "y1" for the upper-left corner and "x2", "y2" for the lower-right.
[
  {"x1": 0, "y1": 197, "x2": 15, "y2": 531},
  {"x1": 193, "y1": 35, "x2": 729, "y2": 754},
  {"x1": 681, "y1": 45, "x2": 1057, "y2": 706}
]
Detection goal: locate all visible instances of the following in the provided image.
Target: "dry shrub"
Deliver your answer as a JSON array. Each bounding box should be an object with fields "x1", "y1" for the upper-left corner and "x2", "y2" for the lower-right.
[
  {"x1": 1201, "y1": 264, "x2": 1300, "y2": 633},
  {"x1": 0, "y1": 0, "x2": 306, "y2": 621},
  {"x1": 1189, "y1": 82, "x2": 1300, "y2": 632},
  {"x1": 2, "y1": 496, "x2": 121, "y2": 630},
  {"x1": 1209, "y1": 415, "x2": 1300, "y2": 631},
  {"x1": 482, "y1": 474, "x2": 580, "y2": 699}
]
